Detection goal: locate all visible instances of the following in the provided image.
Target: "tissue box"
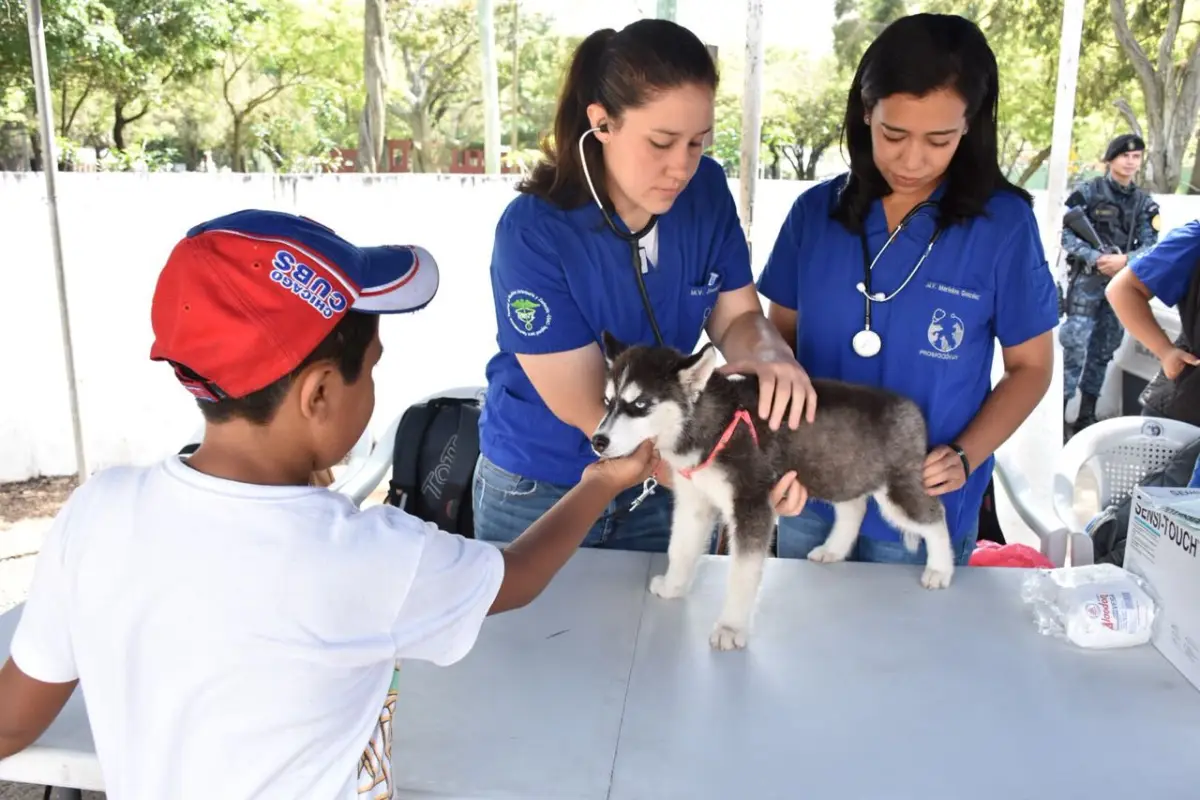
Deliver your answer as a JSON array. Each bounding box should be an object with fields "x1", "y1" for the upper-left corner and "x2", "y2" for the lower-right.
[{"x1": 1123, "y1": 487, "x2": 1200, "y2": 692}]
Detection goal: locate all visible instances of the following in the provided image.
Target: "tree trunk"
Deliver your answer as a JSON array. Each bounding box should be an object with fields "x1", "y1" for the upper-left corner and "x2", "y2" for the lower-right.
[
  {"x1": 231, "y1": 116, "x2": 245, "y2": 172},
  {"x1": 1017, "y1": 145, "x2": 1053, "y2": 187},
  {"x1": 1108, "y1": 0, "x2": 1200, "y2": 193},
  {"x1": 358, "y1": 0, "x2": 389, "y2": 172},
  {"x1": 1188, "y1": 128, "x2": 1200, "y2": 194}
]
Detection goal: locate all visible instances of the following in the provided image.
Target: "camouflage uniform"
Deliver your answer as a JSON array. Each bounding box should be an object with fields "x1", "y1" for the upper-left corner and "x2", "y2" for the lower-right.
[{"x1": 1059, "y1": 167, "x2": 1160, "y2": 428}]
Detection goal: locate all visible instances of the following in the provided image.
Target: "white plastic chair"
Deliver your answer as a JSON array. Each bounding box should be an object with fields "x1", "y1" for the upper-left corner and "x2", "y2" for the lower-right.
[
  {"x1": 992, "y1": 446, "x2": 1070, "y2": 567},
  {"x1": 336, "y1": 385, "x2": 487, "y2": 508},
  {"x1": 1052, "y1": 415, "x2": 1200, "y2": 565}
]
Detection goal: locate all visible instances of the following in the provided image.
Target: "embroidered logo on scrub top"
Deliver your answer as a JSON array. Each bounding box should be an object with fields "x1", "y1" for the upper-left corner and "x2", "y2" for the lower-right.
[
  {"x1": 922, "y1": 308, "x2": 965, "y2": 360},
  {"x1": 507, "y1": 289, "x2": 551, "y2": 336}
]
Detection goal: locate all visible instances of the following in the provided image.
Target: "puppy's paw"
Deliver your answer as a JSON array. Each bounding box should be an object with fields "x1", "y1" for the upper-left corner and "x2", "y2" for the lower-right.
[
  {"x1": 709, "y1": 623, "x2": 748, "y2": 651},
  {"x1": 807, "y1": 544, "x2": 847, "y2": 564},
  {"x1": 903, "y1": 532, "x2": 922, "y2": 553},
  {"x1": 920, "y1": 565, "x2": 954, "y2": 590},
  {"x1": 649, "y1": 574, "x2": 687, "y2": 599}
]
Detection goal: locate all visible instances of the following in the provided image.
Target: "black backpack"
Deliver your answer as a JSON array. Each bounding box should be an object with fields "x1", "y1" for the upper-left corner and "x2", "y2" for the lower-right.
[
  {"x1": 1087, "y1": 435, "x2": 1200, "y2": 566},
  {"x1": 384, "y1": 390, "x2": 484, "y2": 537}
]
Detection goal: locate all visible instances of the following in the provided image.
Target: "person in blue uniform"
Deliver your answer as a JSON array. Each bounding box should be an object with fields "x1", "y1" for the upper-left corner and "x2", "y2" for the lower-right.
[
  {"x1": 1106, "y1": 219, "x2": 1200, "y2": 426},
  {"x1": 757, "y1": 13, "x2": 1057, "y2": 566},
  {"x1": 473, "y1": 19, "x2": 812, "y2": 551}
]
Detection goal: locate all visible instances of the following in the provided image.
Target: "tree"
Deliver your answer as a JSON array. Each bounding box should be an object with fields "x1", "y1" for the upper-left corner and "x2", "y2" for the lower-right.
[
  {"x1": 218, "y1": 0, "x2": 351, "y2": 171},
  {"x1": 1108, "y1": 0, "x2": 1200, "y2": 192},
  {"x1": 102, "y1": 0, "x2": 257, "y2": 152},
  {"x1": 386, "y1": 0, "x2": 480, "y2": 172},
  {"x1": 832, "y1": 0, "x2": 908, "y2": 73},
  {"x1": 359, "y1": 0, "x2": 389, "y2": 171}
]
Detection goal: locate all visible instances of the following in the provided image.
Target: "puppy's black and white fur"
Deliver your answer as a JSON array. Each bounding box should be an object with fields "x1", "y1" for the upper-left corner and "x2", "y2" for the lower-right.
[{"x1": 592, "y1": 332, "x2": 953, "y2": 650}]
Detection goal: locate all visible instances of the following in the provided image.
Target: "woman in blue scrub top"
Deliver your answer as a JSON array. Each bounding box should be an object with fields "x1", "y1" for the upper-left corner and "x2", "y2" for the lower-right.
[
  {"x1": 474, "y1": 19, "x2": 813, "y2": 551},
  {"x1": 757, "y1": 13, "x2": 1057, "y2": 567}
]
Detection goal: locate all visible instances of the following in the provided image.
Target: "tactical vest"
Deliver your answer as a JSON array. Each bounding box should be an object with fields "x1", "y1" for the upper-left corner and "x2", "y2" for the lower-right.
[{"x1": 1066, "y1": 177, "x2": 1148, "y2": 271}]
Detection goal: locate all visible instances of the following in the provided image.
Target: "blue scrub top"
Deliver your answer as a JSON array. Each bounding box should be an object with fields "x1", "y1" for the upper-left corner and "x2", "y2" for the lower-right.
[
  {"x1": 480, "y1": 155, "x2": 754, "y2": 485},
  {"x1": 756, "y1": 174, "x2": 1059, "y2": 545},
  {"x1": 1131, "y1": 218, "x2": 1200, "y2": 308}
]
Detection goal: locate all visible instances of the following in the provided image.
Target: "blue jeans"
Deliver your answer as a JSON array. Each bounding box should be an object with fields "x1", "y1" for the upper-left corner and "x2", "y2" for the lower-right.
[
  {"x1": 472, "y1": 454, "x2": 698, "y2": 553},
  {"x1": 775, "y1": 504, "x2": 980, "y2": 566}
]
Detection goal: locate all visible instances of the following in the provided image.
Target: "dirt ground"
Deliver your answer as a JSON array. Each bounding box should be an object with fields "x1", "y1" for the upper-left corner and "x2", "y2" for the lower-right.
[{"x1": 0, "y1": 475, "x2": 76, "y2": 530}]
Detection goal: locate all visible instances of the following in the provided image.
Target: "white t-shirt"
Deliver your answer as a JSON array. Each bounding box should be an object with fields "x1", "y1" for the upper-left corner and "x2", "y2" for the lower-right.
[{"x1": 10, "y1": 455, "x2": 505, "y2": 799}]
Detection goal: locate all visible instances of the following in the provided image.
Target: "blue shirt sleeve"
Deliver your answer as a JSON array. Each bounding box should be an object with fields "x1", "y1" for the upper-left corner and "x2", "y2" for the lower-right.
[
  {"x1": 1131, "y1": 219, "x2": 1200, "y2": 308},
  {"x1": 993, "y1": 203, "x2": 1060, "y2": 347},
  {"x1": 755, "y1": 195, "x2": 805, "y2": 311},
  {"x1": 701, "y1": 158, "x2": 753, "y2": 293},
  {"x1": 489, "y1": 207, "x2": 595, "y2": 355}
]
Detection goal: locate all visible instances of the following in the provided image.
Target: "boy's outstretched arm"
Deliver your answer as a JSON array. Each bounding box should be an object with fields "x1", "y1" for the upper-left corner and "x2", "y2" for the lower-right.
[
  {"x1": 488, "y1": 439, "x2": 660, "y2": 615},
  {"x1": 0, "y1": 659, "x2": 76, "y2": 760}
]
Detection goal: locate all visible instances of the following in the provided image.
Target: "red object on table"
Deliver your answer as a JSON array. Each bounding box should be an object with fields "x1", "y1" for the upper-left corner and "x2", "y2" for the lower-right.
[{"x1": 968, "y1": 540, "x2": 1055, "y2": 569}]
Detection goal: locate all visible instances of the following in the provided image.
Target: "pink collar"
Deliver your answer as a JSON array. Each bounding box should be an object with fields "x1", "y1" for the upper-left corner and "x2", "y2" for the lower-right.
[{"x1": 678, "y1": 408, "x2": 759, "y2": 480}]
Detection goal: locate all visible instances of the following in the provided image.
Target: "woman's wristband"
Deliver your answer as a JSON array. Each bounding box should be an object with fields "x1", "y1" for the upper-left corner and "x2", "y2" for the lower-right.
[{"x1": 948, "y1": 442, "x2": 971, "y2": 478}]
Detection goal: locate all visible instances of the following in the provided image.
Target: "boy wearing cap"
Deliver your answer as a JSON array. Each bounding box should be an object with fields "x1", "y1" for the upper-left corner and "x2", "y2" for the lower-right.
[
  {"x1": 0, "y1": 210, "x2": 660, "y2": 798},
  {"x1": 1059, "y1": 133, "x2": 1161, "y2": 437}
]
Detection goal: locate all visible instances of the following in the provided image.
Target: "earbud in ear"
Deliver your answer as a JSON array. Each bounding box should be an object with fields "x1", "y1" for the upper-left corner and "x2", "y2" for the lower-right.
[{"x1": 598, "y1": 121, "x2": 609, "y2": 133}]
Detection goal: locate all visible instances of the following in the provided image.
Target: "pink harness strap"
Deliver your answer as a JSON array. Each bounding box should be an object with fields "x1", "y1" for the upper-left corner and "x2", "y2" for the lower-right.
[{"x1": 678, "y1": 408, "x2": 759, "y2": 480}]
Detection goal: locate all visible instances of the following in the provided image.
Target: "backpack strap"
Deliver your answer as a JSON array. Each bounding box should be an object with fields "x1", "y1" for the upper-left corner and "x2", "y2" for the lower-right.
[
  {"x1": 386, "y1": 402, "x2": 439, "y2": 509},
  {"x1": 441, "y1": 399, "x2": 482, "y2": 535}
]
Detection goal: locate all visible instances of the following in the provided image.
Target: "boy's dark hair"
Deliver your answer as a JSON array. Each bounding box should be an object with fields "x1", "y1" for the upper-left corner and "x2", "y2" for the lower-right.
[
  {"x1": 833, "y1": 13, "x2": 1032, "y2": 233},
  {"x1": 519, "y1": 18, "x2": 718, "y2": 211},
  {"x1": 198, "y1": 311, "x2": 379, "y2": 425}
]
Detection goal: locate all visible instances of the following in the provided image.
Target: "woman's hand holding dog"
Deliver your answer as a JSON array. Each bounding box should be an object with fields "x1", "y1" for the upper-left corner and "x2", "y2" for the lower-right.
[
  {"x1": 923, "y1": 445, "x2": 967, "y2": 496},
  {"x1": 718, "y1": 356, "x2": 817, "y2": 432}
]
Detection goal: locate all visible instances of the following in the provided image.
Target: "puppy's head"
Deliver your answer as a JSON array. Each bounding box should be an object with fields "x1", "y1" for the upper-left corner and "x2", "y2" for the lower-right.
[{"x1": 590, "y1": 331, "x2": 718, "y2": 458}]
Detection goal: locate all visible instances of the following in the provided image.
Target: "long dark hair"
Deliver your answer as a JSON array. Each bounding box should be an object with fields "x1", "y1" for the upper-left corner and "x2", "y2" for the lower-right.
[
  {"x1": 832, "y1": 13, "x2": 1031, "y2": 233},
  {"x1": 518, "y1": 19, "x2": 718, "y2": 210}
]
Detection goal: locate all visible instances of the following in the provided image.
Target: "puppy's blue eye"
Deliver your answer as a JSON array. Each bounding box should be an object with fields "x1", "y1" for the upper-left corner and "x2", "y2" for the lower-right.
[{"x1": 633, "y1": 399, "x2": 649, "y2": 411}]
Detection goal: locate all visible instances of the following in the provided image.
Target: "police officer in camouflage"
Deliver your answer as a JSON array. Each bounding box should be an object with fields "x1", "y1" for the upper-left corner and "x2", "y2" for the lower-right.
[{"x1": 1059, "y1": 133, "x2": 1161, "y2": 436}]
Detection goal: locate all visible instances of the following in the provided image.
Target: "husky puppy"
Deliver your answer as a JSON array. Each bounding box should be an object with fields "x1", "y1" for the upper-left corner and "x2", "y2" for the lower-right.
[{"x1": 591, "y1": 332, "x2": 953, "y2": 650}]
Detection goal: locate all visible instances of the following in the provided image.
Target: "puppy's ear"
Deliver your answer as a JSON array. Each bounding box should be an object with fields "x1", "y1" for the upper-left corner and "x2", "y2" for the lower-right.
[
  {"x1": 601, "y1": 330, "x2": 627, "y2": 366},
  {"x1": 677, "y1": 343, "x2": 717, "y2": 392}
]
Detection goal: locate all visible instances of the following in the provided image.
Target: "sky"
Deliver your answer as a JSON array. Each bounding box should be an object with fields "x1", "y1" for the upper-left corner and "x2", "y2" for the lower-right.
[{"x1": 518, "y1": 0, "x2": 837, "y2": 57}]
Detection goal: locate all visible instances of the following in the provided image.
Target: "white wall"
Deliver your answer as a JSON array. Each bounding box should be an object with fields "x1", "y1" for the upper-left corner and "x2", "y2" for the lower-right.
[{"x1": 2, "y1": 171, "x2": 1198, "y2": 482}]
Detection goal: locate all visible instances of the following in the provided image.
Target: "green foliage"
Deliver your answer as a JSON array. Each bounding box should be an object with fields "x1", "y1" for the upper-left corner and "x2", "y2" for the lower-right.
[{"x1": 0, "y1": 0, "x2": 1192, "y2": 184}]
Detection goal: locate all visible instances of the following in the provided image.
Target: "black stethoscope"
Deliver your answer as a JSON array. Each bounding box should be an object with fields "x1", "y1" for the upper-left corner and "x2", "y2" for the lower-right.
[
  {"x1": 579, "y1": 126, "x2": 665, "y2": 346},
  {"x1": 853, "y1": 200, "x2": 944, "y2": 358}
]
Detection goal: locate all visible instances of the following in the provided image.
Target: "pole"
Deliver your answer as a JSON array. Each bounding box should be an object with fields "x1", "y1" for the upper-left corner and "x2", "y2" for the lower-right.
[
  {"x1": 477, "y1": 0, "x2": 502, "y2": 174},
  {"x1": 739, "y1": 0, "x2": 764, "y2": 254},
  {"x1": 510, "y1": 0, "x2": 520, "y2": 157},
  {"x1": 26, "y1": 0, "x2": 88, "y2": 484},
  {"x1": 1044, "y1": 0, "x2": 1085, "y2": 285}
]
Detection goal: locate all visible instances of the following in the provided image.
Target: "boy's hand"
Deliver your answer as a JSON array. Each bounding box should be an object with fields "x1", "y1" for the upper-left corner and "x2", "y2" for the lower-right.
[{"x1": 583, "y1": 439, "x2": 660, "y2": 493}]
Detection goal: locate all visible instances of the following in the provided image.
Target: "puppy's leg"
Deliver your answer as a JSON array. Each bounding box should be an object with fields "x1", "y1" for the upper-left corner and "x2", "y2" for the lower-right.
[
  {"x1": 807, "y1": 495, "x2": 867, "y2": 564},
  {"x1": 874, "y1": 478, "x2": 955, "y2": 589},
  {"x1": 649, "y1": 473, "x2": 717, "y2": 599},
  {"x1": 710, "y1": 498, "x2": 774, "y2": 651}
]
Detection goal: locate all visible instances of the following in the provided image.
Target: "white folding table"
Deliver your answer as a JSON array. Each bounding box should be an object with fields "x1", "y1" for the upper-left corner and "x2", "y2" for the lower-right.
[{"x1": 3, "y1": 549, "x2": 1198, "y2": 798}]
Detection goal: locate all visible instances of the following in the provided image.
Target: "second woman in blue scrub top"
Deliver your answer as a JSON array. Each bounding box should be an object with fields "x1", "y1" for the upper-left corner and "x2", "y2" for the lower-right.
[
  {"x1": 473, "y1": 19, "x2": 813, "y2": 551},
  {"x1": 757, "y1": 13, "x2": 1058, "y2": 567}
]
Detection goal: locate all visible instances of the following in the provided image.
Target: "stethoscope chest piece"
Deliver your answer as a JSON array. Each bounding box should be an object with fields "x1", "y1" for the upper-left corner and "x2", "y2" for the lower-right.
[{"x1": 852, "y1": 328, "x2": 882, "y2": 358}]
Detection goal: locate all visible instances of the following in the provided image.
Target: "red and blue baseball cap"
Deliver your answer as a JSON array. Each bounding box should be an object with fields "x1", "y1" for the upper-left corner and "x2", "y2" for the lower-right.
[{"x1": 150, "y1": 209, "x2": 439, "y2": 402}]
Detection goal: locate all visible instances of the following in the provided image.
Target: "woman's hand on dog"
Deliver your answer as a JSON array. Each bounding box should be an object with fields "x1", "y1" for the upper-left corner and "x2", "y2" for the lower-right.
[
  {"x1": 584, "y1": 439, "x2": 661, "y2": 493},
  {"x1": 770, "y1": 471, "x2": 807, "y2": 516},
  {"x1": 718, "y1": 357, "x2": 817, "y2": 431},
  {"x1": 923, "y1": 446, "x2": 966, "y2": 496}
]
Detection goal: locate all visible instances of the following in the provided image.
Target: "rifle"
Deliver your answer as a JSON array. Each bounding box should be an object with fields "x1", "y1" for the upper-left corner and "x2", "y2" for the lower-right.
[{"x1": 1064, "y1": 207, "x2": 1121, "y2": 255}]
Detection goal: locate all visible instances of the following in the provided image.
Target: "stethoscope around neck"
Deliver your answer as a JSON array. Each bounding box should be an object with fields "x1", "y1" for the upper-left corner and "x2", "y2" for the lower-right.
[
  {"x1": 579, "y1": 126, "x2": 665, "y2": 346},
  {"x1": 852, "y1": 200, "x2": 944, "y2": 358}
]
